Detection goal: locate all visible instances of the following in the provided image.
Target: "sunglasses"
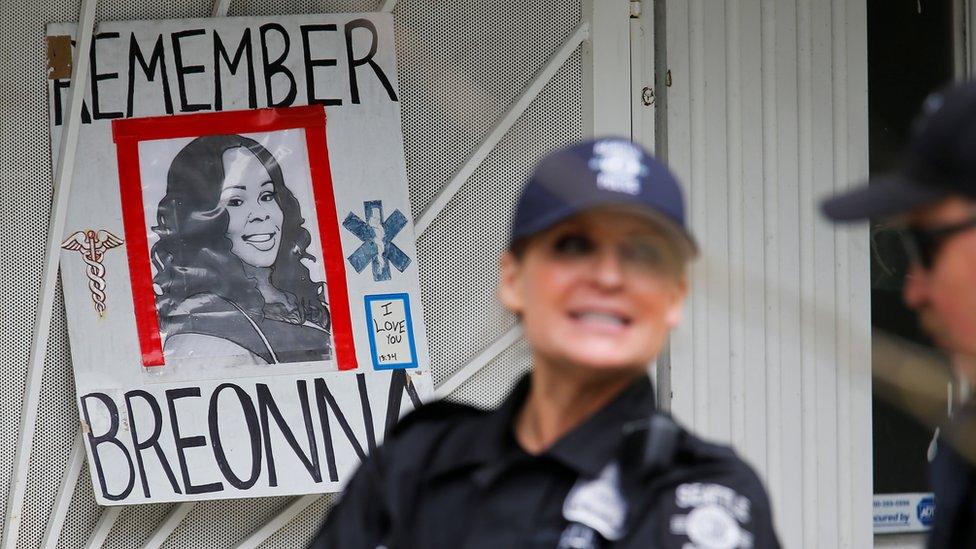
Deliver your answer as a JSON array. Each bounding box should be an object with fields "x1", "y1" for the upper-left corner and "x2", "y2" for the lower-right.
[{"x1": 899, "y1": 215, "x2": 976, "y2": 270}]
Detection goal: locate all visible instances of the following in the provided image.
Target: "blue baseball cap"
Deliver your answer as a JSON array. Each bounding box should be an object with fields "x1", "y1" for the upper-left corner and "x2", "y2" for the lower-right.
[
  {"x1": 510, "y1": 138, "x2": 698, "y2": 257},
  {"x1": 823, "y1": 82, "x2": 976, "y2": 221}
]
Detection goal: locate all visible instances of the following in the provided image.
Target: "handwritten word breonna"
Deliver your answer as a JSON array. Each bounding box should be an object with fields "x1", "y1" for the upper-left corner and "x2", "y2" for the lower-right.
[{"x1": 79, "y1": 372, "x2": 420, "y2": 501}]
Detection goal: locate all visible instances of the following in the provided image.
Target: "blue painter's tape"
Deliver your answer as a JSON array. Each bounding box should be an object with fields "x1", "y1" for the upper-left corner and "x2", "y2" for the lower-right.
[{"x1": 364, "y1": 293, "x2": 419, "y2": 370}]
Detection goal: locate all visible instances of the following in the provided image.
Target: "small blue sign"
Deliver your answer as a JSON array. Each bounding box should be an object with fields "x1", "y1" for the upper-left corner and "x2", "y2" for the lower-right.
[
  {"x1": 874, "y1": 493, "x2": 934, "y2": 533},
  {"x1": 364, "y1": 293, "x2": 418, "y2": 370},
  {"x1": 917, "y1": 496, "x2": 935, "y2": 527}
]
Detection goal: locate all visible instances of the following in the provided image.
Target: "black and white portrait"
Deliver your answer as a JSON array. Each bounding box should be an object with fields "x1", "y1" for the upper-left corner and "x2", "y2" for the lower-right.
[{"x1": 139, "y1": 130, "x2": 332, "y2": 366}]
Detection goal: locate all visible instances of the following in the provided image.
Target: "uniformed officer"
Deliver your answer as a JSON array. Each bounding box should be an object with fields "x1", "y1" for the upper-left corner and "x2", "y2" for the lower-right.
[
  {"x1": 822, "y1": 82, "x2": 976, "y2": 548},
  {"x1": 311, "y1": 138, "x2": 780, "y2": 548}
]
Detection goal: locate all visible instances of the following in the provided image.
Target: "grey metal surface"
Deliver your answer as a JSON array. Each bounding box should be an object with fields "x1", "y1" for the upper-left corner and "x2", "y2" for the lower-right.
[
  {"x1": 397, "y1": 2, "x2": 582, "y2": 219},
  {"x1": 420, "y1": 48, "x2": 583, "y2": 387},
  {"x1": 446, "y1": 338, "x2": 531, "y2": 410},
  {"x1": 0, "y1": 1, "x2": 584, "y2": 546},
  {"x1": 160, "y1": 497, "x2": 292, "y2": 548},
  {"x1": 2, "y1": 1, "x2": 80, "y2": 548},
  {"x1": 256, "y1": 495, "x2": 336, "y2": 549},
  {"x1": 53, "y1": 464, "x2": 99, "y2": 549}
]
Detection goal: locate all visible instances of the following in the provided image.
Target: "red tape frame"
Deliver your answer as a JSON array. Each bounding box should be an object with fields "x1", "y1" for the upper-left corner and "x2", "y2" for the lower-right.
[{"x1": 112, "y1": 105, "x2": 358, "y2": 371}]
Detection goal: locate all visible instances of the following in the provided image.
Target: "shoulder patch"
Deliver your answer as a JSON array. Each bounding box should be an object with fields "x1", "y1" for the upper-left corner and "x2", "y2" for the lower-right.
[
  {"x1": 391, "y1": 400, "x2": 486, "y2": 437},
  {"x1": 678, "y1": 429, "x2": 739, "y2": 463}
]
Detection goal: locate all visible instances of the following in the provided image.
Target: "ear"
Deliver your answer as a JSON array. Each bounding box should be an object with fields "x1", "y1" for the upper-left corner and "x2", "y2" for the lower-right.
[
  {"x1": 498, "y1": 251, "x2": 525, "y2": 315},
  {"x1": 664, "y1": 276, "x2": 689, "y2": 328}
]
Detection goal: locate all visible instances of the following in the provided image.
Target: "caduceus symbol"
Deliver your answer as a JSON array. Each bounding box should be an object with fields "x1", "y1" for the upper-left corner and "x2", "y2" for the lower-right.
[{"x1": 61, "y1": 229, "x2": 124, "y2": 317}]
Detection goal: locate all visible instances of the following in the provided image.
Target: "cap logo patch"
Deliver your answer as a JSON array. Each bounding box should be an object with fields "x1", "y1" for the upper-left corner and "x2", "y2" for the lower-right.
[
  {"x1": 922, "y1": 92, "x2": 944, "y2": 115},
  {"x1": 589, "y1": 140, "x2": 646, "y2": 196}
]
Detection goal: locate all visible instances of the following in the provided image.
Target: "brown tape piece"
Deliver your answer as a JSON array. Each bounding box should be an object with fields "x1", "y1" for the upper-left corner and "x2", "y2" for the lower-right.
[{"x1": 47, "y1": 35, "x2": 73, "y2": 80}]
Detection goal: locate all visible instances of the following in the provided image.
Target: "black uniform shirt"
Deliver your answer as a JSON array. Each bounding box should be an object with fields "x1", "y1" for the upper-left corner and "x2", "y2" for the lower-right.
[
  {"x1": 928, "y1": 403, "x2": 976, "y2": 548},
  {"x1": 310, "y1": 374, "x2": 781, "y2": 548}
]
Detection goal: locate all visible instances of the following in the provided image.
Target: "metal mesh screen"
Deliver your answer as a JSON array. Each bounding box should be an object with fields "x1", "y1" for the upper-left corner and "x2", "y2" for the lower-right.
[
  {"x1": 1, "y1": 1, "x2": 585, "y2": 546},
  {"x1": 397, "y1": 1, "x2": 582, "y2": 218},
  {"x1": 160, "y1": 497, "x2": 292, "y2": 548},
  {"x1": 2, "y1": 1, "x2": 81, "y2": 548},
  {"x1": 18, "y1": 291, "x2": 76, "y2": 549},
  {"x1": 228, "y1": 1, "x2": 379, "y2": 18},
  {"x1": 420, "y1": 48, "x2": 584, "y2": 387},
  {"x1": 94, "y1": 0, "x2": 209, "y2": 21},
  {"x1": 257, "y1": 495, "x2": 336, "y2": 549},
  {"x1": 447, "y1": 338, "x2": 532, "y2": 410},
  {"x1": 101, "y1": 503, "x2": 173, "y2": 549},
  {"x1": 54, "y1": 463, "x2": 100, "y2": 549}
]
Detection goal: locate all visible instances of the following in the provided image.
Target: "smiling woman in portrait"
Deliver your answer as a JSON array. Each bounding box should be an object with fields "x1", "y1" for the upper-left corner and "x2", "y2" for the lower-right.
[{"x1": 151, "y1": 134, "x2": 331, "y2": 365}]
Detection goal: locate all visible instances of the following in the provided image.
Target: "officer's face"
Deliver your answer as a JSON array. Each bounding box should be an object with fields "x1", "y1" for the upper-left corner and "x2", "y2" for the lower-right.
[
  {"x1": 903, "y1": 196, "x2": 976, "y2": 357},
  {"x1": 499, "y1": 209, "x2": 688, "y2": 374}
]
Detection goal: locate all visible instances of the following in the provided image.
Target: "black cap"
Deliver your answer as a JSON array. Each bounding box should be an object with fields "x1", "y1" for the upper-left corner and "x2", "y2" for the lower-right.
[
  {"x1": 822, "y1": 82, "x2": 976, "y2": 221},
  {"x1": 510, "y1": 138, "x2": 698, "y2": 256}
]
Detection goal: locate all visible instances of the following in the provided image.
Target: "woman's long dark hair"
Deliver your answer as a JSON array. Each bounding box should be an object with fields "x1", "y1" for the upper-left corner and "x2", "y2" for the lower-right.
[{"x1": 151, "y1": 134, "x2": 330, "y2": 331}]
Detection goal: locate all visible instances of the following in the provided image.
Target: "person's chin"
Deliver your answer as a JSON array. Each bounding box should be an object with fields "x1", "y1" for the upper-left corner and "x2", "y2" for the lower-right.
[
  {"x1": 240, "y1": 253, "x2": 277, "y2": 269},
  {"x1": 560, "y1": 350, "x2": 649, "y2": 373}
]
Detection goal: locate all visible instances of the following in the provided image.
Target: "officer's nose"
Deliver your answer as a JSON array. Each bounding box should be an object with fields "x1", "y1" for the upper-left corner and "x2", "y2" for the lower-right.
[
  {"x1": 591, "y1": 247, "x2": 625, "y2": 290},
  {"x1": 903, "y1": 263, "x2": 931, "y2": 310}
]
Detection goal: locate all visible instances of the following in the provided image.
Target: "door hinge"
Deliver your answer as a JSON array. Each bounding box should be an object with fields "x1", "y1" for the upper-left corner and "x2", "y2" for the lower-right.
[{"x1": 630, "y1": 0, "x2": 642, "y2": 18}]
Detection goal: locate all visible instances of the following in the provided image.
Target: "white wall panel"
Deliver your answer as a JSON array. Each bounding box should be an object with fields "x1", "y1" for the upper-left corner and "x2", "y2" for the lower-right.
[{"x1": 664, "y1": 1, "x2": 872, "y2": 547}]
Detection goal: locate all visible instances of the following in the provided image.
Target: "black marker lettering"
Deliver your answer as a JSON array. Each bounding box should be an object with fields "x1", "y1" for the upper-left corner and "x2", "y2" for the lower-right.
[
  {"x1": 300, "y1": 24, "x2": 341, "y2": 106},
  {"x1": 89, "y1": 32, "x2": 123, "y2": 120},
  {"x1": 356, "y1": 374, "x2": 377, "y2": 452},
  {"x1": 314, "y1": 378, "x2": 368, "y2": 466},
  {"x1": 384, "y1": 369, "x2": 406, "y2": 437},
  {"x1": 312, "y1": 379, "x2": 341, "y2": 482},
  {"x1": 124, "y1": 390, "x2": 182, "y2": 497},
  {"x1": 171, "y1": 29, "x2": 211, "y2": 112},
  {"x1": 344, "y1": 18, "x2": 397, "y2": 104},
  {"x1": 126, "y1": 33, "x2": 173, "y2": 116},
  {"x1": 52, "y1": 79, "x2": 71, "y2": 126},
  {"x1": 260, "y1": 23, "x2": 297, "y2": 107},
  {"x1": 66, "y1": 39, "x2": 93, "y2": 124},
  {"x1": 213, "y1": 29, "x2": 257, "y2": 110},
  {"x1": 80, "y1": 392, "x2": 135, "y2": 501},
  {"x1": 166, "y1": 387, "x2": 223, "y2": 494},
  {"x1": 404, "y1": 374, "x2": 423, "y2": 408},
  {"x1": 256, "y1": 382, "x2": 322, "y2": 487},
  {"x1": 208, "y1": 383, "x2": 262, "y2": 489}
]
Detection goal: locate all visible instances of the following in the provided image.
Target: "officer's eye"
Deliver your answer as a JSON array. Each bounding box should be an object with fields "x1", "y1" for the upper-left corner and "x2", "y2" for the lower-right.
[
  {"x1": 552, "y1": 233, "x2": 594, "y2": 256},
  {"x1": 623, "y1": 241, "x2": 667, "y2": 268}
]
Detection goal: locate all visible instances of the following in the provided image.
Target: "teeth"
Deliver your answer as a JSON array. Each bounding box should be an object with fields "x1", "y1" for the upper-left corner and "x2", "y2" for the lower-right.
[
  {"x1": 576, "y1": 312, "x2": 626, "y2": 326},
  {"x1": 244, "y1": 233, "x2": 273, "y2": 243}
]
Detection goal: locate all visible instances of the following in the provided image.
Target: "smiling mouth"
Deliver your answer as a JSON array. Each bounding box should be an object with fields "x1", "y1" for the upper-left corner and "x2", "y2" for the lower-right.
[
  {"x1": 569, "y1": 311, "x2": 632, "y2": 329},
  {"x1": 242, "y1": 232, "x2": 277, "y2": 251}
]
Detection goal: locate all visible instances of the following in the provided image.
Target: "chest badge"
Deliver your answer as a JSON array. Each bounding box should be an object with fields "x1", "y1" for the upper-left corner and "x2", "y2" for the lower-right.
[{"x1": 562, "y1": 461, "x2": 628, "y2": 541}]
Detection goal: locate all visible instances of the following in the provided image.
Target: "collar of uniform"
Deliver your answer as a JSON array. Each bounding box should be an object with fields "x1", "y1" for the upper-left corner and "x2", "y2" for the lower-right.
[
  {"x1": 425, "y1": 373, "x2": 656, "y2": 483},
  {"x1": 543, "y1": 374, "x2": 655, "y2": 478},
  {"x1": 943, "y1": 400, "x2": 976, "y2": 467}
]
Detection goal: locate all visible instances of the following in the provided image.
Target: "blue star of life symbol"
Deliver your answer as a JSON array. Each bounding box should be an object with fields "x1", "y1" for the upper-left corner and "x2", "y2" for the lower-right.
[{"x1": 343, "y1": 200, "x2": 411, "y2": 281}]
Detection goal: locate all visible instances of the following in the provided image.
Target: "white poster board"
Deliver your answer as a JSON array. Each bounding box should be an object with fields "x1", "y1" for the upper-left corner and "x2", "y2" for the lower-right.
[{"x1": 46, "y1": 13, "x2": 432, "y2": 505}]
